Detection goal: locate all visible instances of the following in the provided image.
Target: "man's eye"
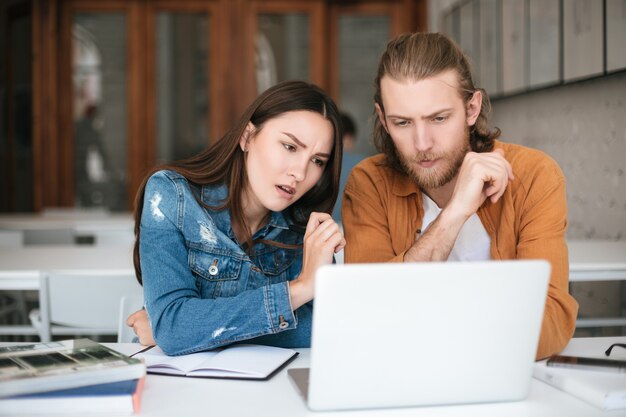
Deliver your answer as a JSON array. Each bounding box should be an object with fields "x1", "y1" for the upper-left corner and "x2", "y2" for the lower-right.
[
  {"x1": 432, "y1": 116, "x2": 447, "y2": 123},
  {"x1": 283, "y1": 143, "x2": 296, "y2": 152},
  {"x1": 394, "y1": 120, "x2": 409, "y2": 127}
]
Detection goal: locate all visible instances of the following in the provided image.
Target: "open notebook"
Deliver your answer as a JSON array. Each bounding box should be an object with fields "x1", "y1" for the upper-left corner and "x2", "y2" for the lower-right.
[{"x1": 133, "y1": 344, "x2": 297, "y2": 380}]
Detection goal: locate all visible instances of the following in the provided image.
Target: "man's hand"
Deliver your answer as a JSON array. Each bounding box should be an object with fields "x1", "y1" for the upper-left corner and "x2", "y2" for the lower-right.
[
  {"x1": 404, "y1": 149, "x2": 513, "y2": 262},
  {"x1": 446, "y1": 149, "x2": 514, "y2": 220},
  {"x1": 126, "y1": 309, "x2": 156, "y2": 346}
]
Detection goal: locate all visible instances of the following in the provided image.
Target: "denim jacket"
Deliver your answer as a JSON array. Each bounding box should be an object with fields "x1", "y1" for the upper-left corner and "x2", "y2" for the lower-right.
[{"x1": 140, "y1": 170, "x2": 311, "y2": 355}]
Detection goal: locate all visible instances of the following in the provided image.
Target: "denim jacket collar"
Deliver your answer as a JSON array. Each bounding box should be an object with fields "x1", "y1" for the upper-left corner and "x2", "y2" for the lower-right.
[{"x1": 200, "y1": 183, "x2": 294, "y2": 242}]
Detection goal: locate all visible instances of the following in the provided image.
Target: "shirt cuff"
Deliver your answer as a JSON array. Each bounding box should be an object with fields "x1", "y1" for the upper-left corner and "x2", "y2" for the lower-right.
[
  {"x1": 264, "y1": 281, "x2": 298, "y2": 333},
  {"x1": 389, "y1": 249, "x2": 409, "y2": 263}
]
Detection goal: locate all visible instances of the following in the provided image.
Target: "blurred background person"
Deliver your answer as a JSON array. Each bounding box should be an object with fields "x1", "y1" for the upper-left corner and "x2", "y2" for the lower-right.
[{"x1": 332, "y1": 112, "x2": 365, "y2": 223}]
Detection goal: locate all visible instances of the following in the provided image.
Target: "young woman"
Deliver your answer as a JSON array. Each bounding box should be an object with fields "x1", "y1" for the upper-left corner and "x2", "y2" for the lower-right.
[{"x1": 127, "y1": 81, "x2": 345, "y2": 355}]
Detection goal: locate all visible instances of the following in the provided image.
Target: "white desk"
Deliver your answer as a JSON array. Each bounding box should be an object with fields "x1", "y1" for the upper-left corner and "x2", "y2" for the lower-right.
[
  {"x1": 0, "y1": 213, "x2": 134, "y2": 242},
  {"x1": 569, "y1": 240, "x2": 626, "y2": 282},
  {"x1": 0, "y1": 246, "x2": 134, "y2": 290},
  {"x1": 0, "y1": 213, "x2": 133, "y2": 231},
  {"x1": 1, "y1": 242, "x2": 623, "y2": 336},
  {"x1": 0, "y1": 246, "x2": 134, "y2": 336},
  {"x1": 94, "y1": 337, "x2": 626, "y2": 417},
  {"x1": 568, "y1": 240, "x2": 626, "y2": 329}
]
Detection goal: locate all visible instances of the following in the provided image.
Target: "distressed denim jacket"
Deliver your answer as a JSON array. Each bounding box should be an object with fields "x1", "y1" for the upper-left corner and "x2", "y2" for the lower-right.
[{"x1": 140, "y1": 170, "x2": 310, "y2": 355}]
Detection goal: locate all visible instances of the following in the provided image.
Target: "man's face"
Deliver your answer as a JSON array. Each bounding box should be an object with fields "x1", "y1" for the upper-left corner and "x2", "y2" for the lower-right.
[{"x1": 376, "y1": 69, "x2": 481, "y2": 190}]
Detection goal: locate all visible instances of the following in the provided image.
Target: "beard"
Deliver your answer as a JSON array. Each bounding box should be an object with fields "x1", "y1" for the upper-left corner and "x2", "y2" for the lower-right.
[{"x1": 398, "y1": 132, "x2": 470, "y2": 190}]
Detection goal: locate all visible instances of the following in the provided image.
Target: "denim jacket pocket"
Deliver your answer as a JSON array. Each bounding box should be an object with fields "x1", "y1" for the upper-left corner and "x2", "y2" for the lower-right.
[
  {"x1": 189, "y1": 247, "x2": 243, "y2": 282},
  {"x1": 256, "y1": 249, "x2": 297, "y2": 277}
]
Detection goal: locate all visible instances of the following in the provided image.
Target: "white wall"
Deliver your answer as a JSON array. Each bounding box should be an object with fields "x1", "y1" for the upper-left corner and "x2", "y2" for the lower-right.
[
  {"x1": 490, "y1": 72, "x2": 626, "y2": 240},
  {"x1": 428, "y1": 0, "x2": 457, "y2": 32},
  {"x1": 427, "y1": 0, "x2": 626, "y2": 240}
]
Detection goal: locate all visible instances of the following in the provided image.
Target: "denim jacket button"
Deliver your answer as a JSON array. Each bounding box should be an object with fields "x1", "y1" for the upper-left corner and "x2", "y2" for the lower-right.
[
  {"x1": 208, "y1": 265, "x2": 219, "y2": 275},
  {"x1": 279, "y1": 321, "x2": 289, "y2": 330}
]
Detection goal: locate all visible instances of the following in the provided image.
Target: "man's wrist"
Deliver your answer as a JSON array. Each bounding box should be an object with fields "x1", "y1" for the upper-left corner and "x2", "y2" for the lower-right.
[
  {"x1": 439, "y1": 204, "x2": 472, "y2": 229},
  {"x1": 403, "y1": 206, "x2": 470, "y2": 263}
]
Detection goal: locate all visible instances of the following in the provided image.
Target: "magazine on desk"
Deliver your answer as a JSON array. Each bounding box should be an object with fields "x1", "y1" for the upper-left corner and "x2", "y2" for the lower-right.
[
  {"x1": 134, "y1": 344, "x2": 298, "y2": 380},
  {"x1": 0, "y1": 339, "x2": 146, "y2": 398},
  {"x1": 533, "y1": 360, "x2": 626, "y2": 410},
  {"x1": 0, "y1": 377, "x2": 145, "y2": 415}
]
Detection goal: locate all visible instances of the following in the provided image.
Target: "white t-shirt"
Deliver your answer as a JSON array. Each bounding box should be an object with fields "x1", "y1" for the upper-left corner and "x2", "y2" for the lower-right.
[{"x1": 421, "y1": 192, "x2": 491, "y2": 261}]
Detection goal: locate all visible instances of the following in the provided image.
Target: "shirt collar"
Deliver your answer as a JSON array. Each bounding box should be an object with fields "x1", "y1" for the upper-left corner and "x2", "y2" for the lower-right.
[
  {"x1": 267, "y1": 210, "x2": 291, "y2": 230},
  {"x1": 200, "y1": 184, "x2": 232, "y2": 238},
  {"x1": 391, "y1": 168, "x2": 421, "y2": 197}
]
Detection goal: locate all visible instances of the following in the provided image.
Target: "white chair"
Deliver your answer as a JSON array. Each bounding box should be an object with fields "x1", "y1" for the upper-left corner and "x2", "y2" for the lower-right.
[
  {"x1": 0, "y1": 231, "x2": 31, "y2": 332},
  {"x1": 117, "y1": 294, "x2": 144, "y2": 343},
  {"x1": 93, "y1": 229, "x2": 135, "y2": 246},
  {"x1": 29, "y1": 270, "x2": 143, "y2": 342},
  {"x1": 0, "y1": 272, "x2": 40, "y2": 338},
  {"x1": 0, "y1": 230, "x2": 24, "y2": 247}
]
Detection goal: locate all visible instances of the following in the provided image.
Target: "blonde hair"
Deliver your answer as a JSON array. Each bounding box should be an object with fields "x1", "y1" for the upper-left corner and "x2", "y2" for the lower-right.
[{"x1": 373, "y1": 32, "x2": 500, "y2": 171}]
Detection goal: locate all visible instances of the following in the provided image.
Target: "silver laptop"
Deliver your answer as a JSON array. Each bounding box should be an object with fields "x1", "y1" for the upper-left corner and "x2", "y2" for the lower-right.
[{"x1": 289, "y1": 260, "x2": 550, "y2": 411}]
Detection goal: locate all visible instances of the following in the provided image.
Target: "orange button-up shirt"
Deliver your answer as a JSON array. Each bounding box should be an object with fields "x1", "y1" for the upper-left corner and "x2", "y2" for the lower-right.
[{"x1": 342, "y1": 140, "x2": 578, "y2": 359}]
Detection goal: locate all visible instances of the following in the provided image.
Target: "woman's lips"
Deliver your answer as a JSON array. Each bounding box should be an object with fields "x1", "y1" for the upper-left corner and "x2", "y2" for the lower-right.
[{"x1": 276, "y1": 185, "x2": 295, "y2": 199}]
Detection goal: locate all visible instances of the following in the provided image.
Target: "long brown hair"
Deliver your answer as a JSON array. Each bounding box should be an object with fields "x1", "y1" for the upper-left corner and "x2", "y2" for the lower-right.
[
  {"x1": 133, "y1": 81, "x2": 343, "y2": 284},
  {"x1": 373, "y1": 32, "x2": 500, "y2": 172}
]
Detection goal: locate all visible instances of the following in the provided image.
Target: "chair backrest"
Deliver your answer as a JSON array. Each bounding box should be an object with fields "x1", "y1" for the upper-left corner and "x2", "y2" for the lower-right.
[
  {"x1": 117, "y1": 294, "x2": 144, "y2": 343},
  {"x1": 0, "y1": 230, "x2": 24, "y2": 247},
  {"x1": 38, "y1": 270, "x2": 143, "y2": 341},
  {"x1": 23, "y1": 228, "x2": 75, "y2": 245},
  {"x1": 93, "y1": 229, "x2": 136, "y2": 246}
]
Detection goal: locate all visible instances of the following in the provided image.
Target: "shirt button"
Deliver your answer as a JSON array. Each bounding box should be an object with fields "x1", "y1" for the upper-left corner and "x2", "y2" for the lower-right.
[
  {"x1": 279, "y1": 321, "x2": 289, "y2": 330},
  {"x1": 208, "y1": 265, "x2": 218, "y2": 275}
]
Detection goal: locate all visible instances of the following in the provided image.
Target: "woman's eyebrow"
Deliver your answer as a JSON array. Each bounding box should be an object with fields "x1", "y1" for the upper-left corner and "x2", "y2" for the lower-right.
[
  {"x1": 282, "y1": 132, "x2": 330, "y2": 158},
  {"x1": 282, "y1": 132, "x2": 306, "y2": 148}
]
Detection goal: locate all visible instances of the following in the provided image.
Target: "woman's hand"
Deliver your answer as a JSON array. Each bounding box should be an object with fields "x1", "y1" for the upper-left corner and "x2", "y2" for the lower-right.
[
  {"x1": 289, "y1": 212, "x2": 345, "y2": 310},
  {"x1": 126, "y1": 309, "x2": 156, "y2": 346}
]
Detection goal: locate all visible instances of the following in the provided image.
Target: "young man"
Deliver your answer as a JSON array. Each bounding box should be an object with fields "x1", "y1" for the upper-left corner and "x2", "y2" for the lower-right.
[{"x1": 342, "y1": 32, "x2": 578, "y2": 359}]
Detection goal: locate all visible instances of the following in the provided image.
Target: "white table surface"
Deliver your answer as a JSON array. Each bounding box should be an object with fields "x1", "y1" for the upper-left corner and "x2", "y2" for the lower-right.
[
  {"x1": 92, "y1": 337, "x2": 626, "y2": 417},
  {"x1": 0, "y1": 246, "x2": 134, "y2": 290},
  {"x1": 567, "y1": 240, "x2": 626, "y2": 328},
  {"x1": 0, "y1": 240, "x2": 622, "y2": 333},
  {"x1": 568, "y1": 240, "x2": 626, "y2": 279},
  {"x1": 0, "y1": 245, "x2": 135, "y2": 335},
  {"x1": 0, "y1": 213, "x2": 133, "y2": 232}
]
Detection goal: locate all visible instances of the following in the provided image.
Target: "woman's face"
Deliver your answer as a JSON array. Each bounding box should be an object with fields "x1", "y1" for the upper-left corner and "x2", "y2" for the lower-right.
[{"x1": 241, "y1": 110, "x2": 334, "y2": 215}]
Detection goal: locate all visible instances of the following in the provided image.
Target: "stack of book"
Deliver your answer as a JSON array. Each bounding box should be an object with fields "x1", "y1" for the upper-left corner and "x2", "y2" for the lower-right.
[{"x1": 0, "y1": 338, "x2": 146, "y2": 415}]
